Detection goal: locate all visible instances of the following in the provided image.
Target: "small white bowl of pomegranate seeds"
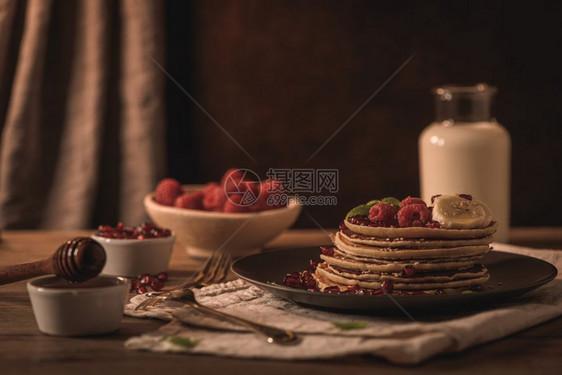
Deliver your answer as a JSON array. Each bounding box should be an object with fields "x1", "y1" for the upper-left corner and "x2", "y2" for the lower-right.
[{"x1": 92, "y1": 222, "x2": 175, "y2": 277}]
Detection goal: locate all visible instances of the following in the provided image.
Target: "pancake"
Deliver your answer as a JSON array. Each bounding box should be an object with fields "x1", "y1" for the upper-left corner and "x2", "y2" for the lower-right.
[
  {"x1": 315, "y1": 263, "x2": 490, "y2": 291},
  {"x1": 334, "y1": 231, "x2": 491, "y2": 260},
  {"x1": 339, "y1": 228, "x2": 494, "y2": 249},
  {"x1": 344, "y1": 220, "x2": 498, "y2": 239},
  {"x1": 322, "y1": 263, "x2": 488, "y2": 283},
  {"x1": 321, "y1": 252, "x2": 484, "y2": 273}
]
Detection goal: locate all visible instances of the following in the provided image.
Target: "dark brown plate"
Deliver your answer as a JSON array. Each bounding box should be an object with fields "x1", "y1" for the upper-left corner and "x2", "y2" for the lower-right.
[{"x1": 231, "y1": 248, "x2": 558, "y2": 314}]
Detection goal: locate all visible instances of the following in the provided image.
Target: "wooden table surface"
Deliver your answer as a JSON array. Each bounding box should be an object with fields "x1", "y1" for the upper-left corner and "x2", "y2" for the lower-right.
[{"x1": 1, "y1": 228, "x2": 561, "y2": 375}]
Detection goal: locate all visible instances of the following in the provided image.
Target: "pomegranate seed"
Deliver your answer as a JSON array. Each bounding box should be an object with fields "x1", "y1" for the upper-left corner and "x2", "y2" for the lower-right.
[
  {"x1": 431, "y1": 194, "x2": 442, "y2": 204},
  {"x1": 458, "y1": 194, "x2": 473, "y2": 201},
  {"x1": 142, "y1": 222, "x2": 156, "y2": 231},
  {"x1": 137, "y1": 285, "x2": 148, "y2": 294},
  {"x1": 129, "y1": 279, "x2": 139, "y2": 292},
  {"x1": 150, "y1": 279, "x2": 165, "y2": 291},
  {"x1": 284, "y1": 277, "x2": 302, "y2": 289},
  {"x1": 309, "y1": 259, "x2": 319, "y2": 271},
  {"x1": 157, "y1": 272, "x2": 168, "y2": 282},
  {"x1": 139, "y1": 274, "x2": 154, "y2": 286},
  {"x1": 304, "y1": 278, "x2": 317, "y2": 289},
  {"x1": 426, "y1": 220, "x2": 442, "y2": 228},
  {"x1": 403, "y1": 265, "x2": 416, "y2": 276},
  {"x1": 324, "y1": 286, "x2": 340, "y2": 294},
  {"x1": 288, "y1": 272, "x2": 302, "y2": 283},
  {"x1": 347, "y1": 284, "x2": 361, "y2": 292},
  {"x1": 381, "y1": 280, "x2": 394, "y2": 293},
  {"x1": 434, "y1": 289, "x2": 446, "y2": 295},
  {"x1": 349, "y1": 216, "x2": 370, "y2": 226},
  {"x1": 95, "y1": 222, "x2": 171, "y2": 239},
  {"x1": 371, "y1": 289, "x2": 383, "y2": 295},
  {"x1": 320, "y1": 246, "x2": 335, "y2": 256},
  {"x1": 338, "y1": 221, "x2": 347, "y2": 231}
]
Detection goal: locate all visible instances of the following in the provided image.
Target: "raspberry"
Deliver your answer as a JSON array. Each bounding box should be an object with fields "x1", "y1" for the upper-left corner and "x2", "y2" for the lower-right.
[
  {"x1": 223, "y1": 194, "x2": 251, "y2": 213},
  {"x1": 255, "y1": 179, "x2": 284, "y2": 210},
  {"x1": 174, "y1": 191, "x2": 205, "y2": 210},
  {"x1": 221, "y1": 168, "x2": 247, "y2": 193},
  {"x1": 240, "y1": 182, "x2": 261, "y2": 207},
  {"x1": 155, "y1": 178, "x2": 183, "y2": 206},
  {"x1": 203, "y1": 182, "x2": 219, "y2": 194},
  {"x1": 399, "y1": 196, "x2": 427, "y2": 208},
  {"x1": 397, "y1": 203, "x2": 432, "y2": 227},
  {"x1": 368, "y1": 202, "x2": 398, "y2": 226},
  {"x1": 202, "y1": 184, "x2": 227, "y2": 211}
]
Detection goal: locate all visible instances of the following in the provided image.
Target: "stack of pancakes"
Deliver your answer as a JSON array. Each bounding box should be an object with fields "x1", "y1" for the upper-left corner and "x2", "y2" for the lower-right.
[{"x1": 313, "y1": 221, "x2": 497, "y2": 294}]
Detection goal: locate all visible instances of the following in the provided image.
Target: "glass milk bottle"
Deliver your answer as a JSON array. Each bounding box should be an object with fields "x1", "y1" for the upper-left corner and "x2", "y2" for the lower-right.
[{"x1": 418, "y1": 84, "x2": 511, "y2": 242}]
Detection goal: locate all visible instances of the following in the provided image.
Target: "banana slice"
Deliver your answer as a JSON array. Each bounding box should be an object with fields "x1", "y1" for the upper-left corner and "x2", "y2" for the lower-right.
[{"x1": 432, "y1": 194, "x2": 493, "y2": 229}]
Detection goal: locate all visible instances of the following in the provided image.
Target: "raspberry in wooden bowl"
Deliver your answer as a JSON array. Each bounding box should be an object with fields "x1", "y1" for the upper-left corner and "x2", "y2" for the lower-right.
[
  {"x1": 144, "y1": 183, "x2": 302, "y2": 258},
  {"x1": 91, "y1": 223, "x2": 175, "y2": 277}
]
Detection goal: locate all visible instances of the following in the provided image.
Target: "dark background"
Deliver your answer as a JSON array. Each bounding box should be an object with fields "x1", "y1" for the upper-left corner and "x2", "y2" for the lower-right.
[{"x1": 165, "y1": 0, "x2": 562, "y2": 228}]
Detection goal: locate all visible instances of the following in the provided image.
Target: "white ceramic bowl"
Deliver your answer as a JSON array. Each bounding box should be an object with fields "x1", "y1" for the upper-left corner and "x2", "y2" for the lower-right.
[
  {"x1": 91, "y1": 234, "x2": 175, "y2": 277},
  {"x1": 27, "y1": 276, "x2": 129, "y2": 336},
  {"x1": 144, "y1": 185, "x2": 302, "y2": 258}
]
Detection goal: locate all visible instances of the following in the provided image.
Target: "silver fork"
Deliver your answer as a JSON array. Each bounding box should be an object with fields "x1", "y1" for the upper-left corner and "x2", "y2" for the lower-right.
[
  {"x1": 171, "y1": 288, "x2": 298, "y2": 345},
  {"x1": 135, "y1": 251, "x2": 232, "y2": 311}
]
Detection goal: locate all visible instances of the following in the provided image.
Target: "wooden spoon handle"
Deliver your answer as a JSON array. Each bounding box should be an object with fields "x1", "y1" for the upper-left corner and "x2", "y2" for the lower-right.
[{"x1": 0, "y1": 258, "x2": 53, "y2": 285}]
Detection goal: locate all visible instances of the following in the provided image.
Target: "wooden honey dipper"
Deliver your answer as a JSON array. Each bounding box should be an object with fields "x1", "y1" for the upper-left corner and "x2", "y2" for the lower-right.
[{"x1": 0, "y1": 237, "x2": 106, "y2": 285}]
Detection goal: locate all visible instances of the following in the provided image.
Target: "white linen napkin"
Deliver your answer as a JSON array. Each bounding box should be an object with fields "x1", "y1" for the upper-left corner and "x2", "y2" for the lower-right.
[{"x1": 123, "y1": 244, "x2": 562, "y2": 364}]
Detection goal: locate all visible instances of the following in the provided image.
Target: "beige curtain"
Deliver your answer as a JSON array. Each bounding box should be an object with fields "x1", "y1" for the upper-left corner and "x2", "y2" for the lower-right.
[{"x1": 0, "y1": 0, "x2": 166, "y2": 229}]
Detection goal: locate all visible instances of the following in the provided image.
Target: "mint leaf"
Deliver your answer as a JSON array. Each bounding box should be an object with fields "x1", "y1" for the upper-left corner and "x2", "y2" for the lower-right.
[
  {"x1": 168, "y1": 336, "x2": 201, "y2": 349},
  {"x1": 345, "y1": 204, "x2": 371, "y2": 219},
  {"x1": 332, "y1": 321, "x2": 368, "y2": 330}
]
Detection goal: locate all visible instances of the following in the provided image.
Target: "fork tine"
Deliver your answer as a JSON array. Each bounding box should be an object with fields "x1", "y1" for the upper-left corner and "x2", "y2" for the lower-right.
[
  {"x1": 135, "y1": 296, "x2": 161, "y2": 311},
  {"x1": 175, "y1": 249, "x2": 224, "y2": 290},
  {"x1": 212, "y1": 254, "x2": 232, "y2": 284},
  {"x1": 199, "y1": 252, "x2": 229, "y2": 285},
  {"x1": 144, "y1": 298, "x2": 163, "y2": 309},
  {"x1": 203, "y1": 251, "x2": 227, "y2": 283},
  {"x1": 188, "y1": 251, "x2": 221, "y2": 284}
]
